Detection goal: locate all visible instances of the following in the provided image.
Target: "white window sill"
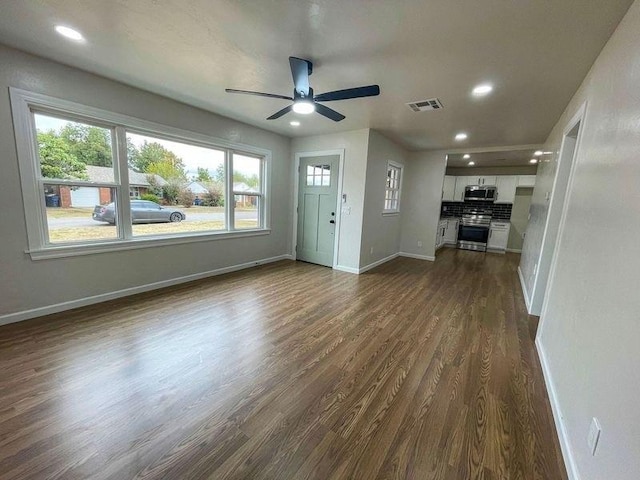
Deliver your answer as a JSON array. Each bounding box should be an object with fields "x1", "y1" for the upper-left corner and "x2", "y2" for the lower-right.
[
  {"x1": 382, "y1": 211, "x2": 400, "y2": 216},
  {"x1": 26, "y1": 228, "x2": 271, "y2": 260}
]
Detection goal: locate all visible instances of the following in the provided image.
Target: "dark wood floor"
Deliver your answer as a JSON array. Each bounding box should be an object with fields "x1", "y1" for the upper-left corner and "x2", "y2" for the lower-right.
[{"x1": 0, "y1": 249, "x2": 566, "y2": 480}]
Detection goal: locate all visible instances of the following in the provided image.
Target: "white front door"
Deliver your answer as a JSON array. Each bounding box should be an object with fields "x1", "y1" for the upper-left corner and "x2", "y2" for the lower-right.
[{"x1": 296, "y1": 155, "x2": 339, "y2": 267}]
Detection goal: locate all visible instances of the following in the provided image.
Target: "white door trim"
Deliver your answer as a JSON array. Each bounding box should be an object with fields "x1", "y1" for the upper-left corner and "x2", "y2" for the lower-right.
[
  {"x1": 292, "y1": 149, "x2": 345, "y2": 268},
  {"x1": 535, "y1": 101, "x2": 588, "y2": 329}
]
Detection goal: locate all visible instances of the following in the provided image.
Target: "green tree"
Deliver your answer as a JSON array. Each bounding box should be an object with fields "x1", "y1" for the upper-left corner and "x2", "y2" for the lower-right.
[
  {"x1": 37, "y1": 131, "x2": 88, "y2": 180},
  {"x1": 146, "y1": 158, "x2": 187, "y2": 181},
  {"x1": 214, "y1": 164, "x2": 225, "y2": 183},
  {"x1": 60, "y1": 124, "x2": 113, "y2": 167},
  {"x1": 233, "y1": 171, "x2": 260, "y2": 189},
  {"x1": 194, "y1": 167, "x2": 212, "y2": 182},
  {"x1": 127, "y1": 137, "x2": 140, "y2": 168},
  {"x1": 130, "y1": 141, "x2": 184, "y2": 175}
]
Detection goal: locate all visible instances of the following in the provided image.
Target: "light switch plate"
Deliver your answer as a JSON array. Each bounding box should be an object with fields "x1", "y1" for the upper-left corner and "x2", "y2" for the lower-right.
[{"x1": 588, "y1": 417, "x2": 601, "y2": 456}]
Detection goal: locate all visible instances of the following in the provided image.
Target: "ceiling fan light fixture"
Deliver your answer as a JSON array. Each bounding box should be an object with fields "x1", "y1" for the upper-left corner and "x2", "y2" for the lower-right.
[{"x1": 292, "y1": 100, "x2": 315, "y2": 114}]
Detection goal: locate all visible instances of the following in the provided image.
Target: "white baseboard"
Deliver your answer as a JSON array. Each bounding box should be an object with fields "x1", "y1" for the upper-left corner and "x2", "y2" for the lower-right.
[
  {"x1": 536, "y1": 338, "x2": 580, "y2": 480},
  {"x1": 358, "y1": 253, "x2": 400, "y2": 274},
  {"x1": 0, "y1": 254, "x2": 293, "y2": 327},
  {"x1": 517, "y1": 266, "x2": 532, "y2": 314},
  {"x1": 333, "y1": 264, "x2": 360, "y2": 274},
  {"x1": 506, "y1": 248, "x2": 523, "y2": 253},
  {"x1": 399, "y1": 252, "x2": 436, "y2": 261}
]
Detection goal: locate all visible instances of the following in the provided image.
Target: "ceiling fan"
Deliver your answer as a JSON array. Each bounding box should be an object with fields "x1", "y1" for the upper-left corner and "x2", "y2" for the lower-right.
[{"x1": 225, "y1": 57, "x2": 380, "y2": 122}]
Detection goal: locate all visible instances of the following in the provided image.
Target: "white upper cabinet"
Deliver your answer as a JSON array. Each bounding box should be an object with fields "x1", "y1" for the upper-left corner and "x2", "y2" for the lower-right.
[
  {"x1": 453, "y1": 176, "x2": 475, "y2": 202},
  {"x1": 477, "y1": 175, "x2": 496, "y2": 186},
  {"x1": 442, "y1": 175, "x2": 456, "y2": 201},
  {"x1": 495, "y1": 176, "x2": 518, "y2": 204},
  {"x1": 517, "y1": 175, "x2": 536, "y2": 187},
  {"x1": 445, "y1": 174, "x2": 536, "y2": 202}
]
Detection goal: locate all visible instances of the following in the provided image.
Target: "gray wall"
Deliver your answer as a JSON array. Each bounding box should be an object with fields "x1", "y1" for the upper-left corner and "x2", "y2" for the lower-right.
[
  {"x1": 360, "y1": 130, "x2": 408, "y2": 267},
  {"x1": 399, "y1": 150, "x2": 448, "y2": 259},
  {"x1": 521, "y1": 1, "x2": 640, "y2": 478},
  {"x1": 0, "y1": 45, "x2": 293, "y2": 320}
]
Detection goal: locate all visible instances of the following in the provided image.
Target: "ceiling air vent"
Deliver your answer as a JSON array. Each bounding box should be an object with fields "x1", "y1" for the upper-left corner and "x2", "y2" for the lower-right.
[{"x1": 406, "y1": 98, "x2": 444, "y2": 112}]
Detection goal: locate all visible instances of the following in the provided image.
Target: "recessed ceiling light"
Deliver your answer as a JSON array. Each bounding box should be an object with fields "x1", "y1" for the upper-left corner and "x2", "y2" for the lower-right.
[
  {"x1": 463, "y1": 154, "x2": 470, "y2": 159},
  {"x1": 472, "y1": 84, "x2": 493, "y2": 97},
  {"x1": 455, "y1": 132, "x2": 468, "y2": 141},
  {"x1": 530, "y1": 159, "x2": 538, "y2": 164},
  {"x1": 290, "y1": 120, "x2": 300, "y2": 126},
  {"x1": 468, "y1": 161, "x2": 475, "y2": 166},
  {"x1": 292, "y1": 100, "x2": 315, "y2": 115},
  {"x1": 534, "y1": 150, "x2": 543, "y2": 156},
  {"x1": 55, "y1": 25, "x2": 84, "y2": 41}
]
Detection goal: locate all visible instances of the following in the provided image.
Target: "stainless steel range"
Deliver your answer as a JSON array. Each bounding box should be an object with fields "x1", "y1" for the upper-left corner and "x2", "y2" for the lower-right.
[{"x1": 457, "y1": 207, "x2": 492, "y2": 252}]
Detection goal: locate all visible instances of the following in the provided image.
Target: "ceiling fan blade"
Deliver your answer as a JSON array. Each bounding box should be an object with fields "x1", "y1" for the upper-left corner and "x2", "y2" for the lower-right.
[
  {"x1": 267, "y1": 105, "x2": 293, "y2": 120},
  {"x1": 225, "y1": 89, "x2": 293, "y2": 101},
  {"x1": 289, "y1": 57, "x2": 311, "y2": 97},
  {"x1": 315, "y1": 103, "x2": 345, "y2": 122},
  {"x1": 314, "y1": 85, "x2": 380, "y2": 102}
]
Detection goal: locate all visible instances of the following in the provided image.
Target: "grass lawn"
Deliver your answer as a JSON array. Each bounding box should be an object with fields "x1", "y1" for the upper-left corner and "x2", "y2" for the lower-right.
[{"x1": 48, "y1": 220, "x2": 259, "y2": 243}]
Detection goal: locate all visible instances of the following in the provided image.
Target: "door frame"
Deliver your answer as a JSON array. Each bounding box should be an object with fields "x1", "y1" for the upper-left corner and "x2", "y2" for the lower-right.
[
  {"x1": 292, "y1": 149, "x2": 345, "y2": 268},
  {"x1": 536, "y1": 101, "x2": 588, "y2": 331}
]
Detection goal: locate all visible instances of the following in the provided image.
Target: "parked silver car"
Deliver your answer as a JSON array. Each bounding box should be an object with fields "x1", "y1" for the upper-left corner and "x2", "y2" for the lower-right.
[{"x1": 92, "y1": 200, "x2": 185, "y2": 224}]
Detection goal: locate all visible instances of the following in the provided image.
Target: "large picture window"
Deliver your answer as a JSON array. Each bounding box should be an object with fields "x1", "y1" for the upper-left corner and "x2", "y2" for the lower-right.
[{"x1": 11, "y1": 89, "x2": 269, "y2": 259}]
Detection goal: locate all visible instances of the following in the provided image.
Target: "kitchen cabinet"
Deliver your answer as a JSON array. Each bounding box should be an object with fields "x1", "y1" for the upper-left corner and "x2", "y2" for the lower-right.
[
  {"x1": 445, "y1": 174, "x2": 536, "y2": 202},
  {"x1": 453, "y1": 176, "x2": 475, "y2": 202},
  {"x1": 477, "y1": 175, "x2": 497, "y2": 186},
  {"x1": 444, "y1": 218, "x2": 459, "y2": 245},
  {"x1": 495, "y1": 176, "x2": 518, "y2": 204},
  {"x1": 436, "y1": 219, "x2": 448, "y2": 250},
  {"x1": 488, "y1": 221, "x2": 510, "y2": 251},
  {"x1": 517, "y1": 175, "x2": 536, "y2": 187},
  {"x1": 442, "y1": 175, "x2": 456, "y2": 201}
]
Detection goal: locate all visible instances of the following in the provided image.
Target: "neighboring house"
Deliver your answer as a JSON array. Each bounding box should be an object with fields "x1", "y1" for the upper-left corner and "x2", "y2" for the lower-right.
[
  {"x1": 233, "y1": 182, "x2": 258, "y2": 207},
  {"x1": 185, "y1": 181, "x2": 209, "y2": 195},
  {"x1": 47, "y1": 166, "x2": 167, "y2": 208}
]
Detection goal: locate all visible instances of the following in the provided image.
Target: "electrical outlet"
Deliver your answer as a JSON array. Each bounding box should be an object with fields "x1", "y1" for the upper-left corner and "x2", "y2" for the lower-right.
[
  {"x1": 588, "y1": 417, "x2": 601, "y2": 456},
  {"x1": 417, "y1": 240, "x2": 423, "y2": 248},
  {"x1": 370, "y1": 247, "x2": 374, "y2": 255}
]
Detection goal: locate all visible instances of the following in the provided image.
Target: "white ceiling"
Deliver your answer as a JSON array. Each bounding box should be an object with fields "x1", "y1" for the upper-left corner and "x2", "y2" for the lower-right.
[{"x1": 0, "y1": 0, "x2": 632, "y2": 150}]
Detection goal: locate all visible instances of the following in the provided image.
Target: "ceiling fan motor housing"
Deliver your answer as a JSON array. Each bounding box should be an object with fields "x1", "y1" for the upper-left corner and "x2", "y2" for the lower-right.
[{"x1": 295, "y1": 87, "x2": 313, "y2": 100}]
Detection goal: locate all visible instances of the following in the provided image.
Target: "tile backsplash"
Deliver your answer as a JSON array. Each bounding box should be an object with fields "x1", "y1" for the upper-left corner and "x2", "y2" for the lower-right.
[{"x1": 441, "y1": 201, "x2": 513, "y2": 220}]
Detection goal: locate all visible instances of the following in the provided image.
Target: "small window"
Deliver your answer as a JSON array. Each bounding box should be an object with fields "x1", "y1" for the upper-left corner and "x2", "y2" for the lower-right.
[
  {"x1": 306, "y1": 164, "x2": 331, "y2": 186},
  {"x1": 384, "y1": 162, "x2": 403, "y2": 214}
]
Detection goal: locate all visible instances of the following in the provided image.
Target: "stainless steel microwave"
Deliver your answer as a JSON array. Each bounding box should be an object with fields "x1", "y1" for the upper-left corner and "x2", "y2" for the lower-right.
[{"x1": 464, "y1": 185, "x2": 497, "y2": 202}]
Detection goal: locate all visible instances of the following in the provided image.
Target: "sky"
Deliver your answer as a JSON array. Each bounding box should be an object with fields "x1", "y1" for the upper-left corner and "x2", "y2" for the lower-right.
[{"x1": 34, "y1": 113, "x2": 258, "y2": 178}]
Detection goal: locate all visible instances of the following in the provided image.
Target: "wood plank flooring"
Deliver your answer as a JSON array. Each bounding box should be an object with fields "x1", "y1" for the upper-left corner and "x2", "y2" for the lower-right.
[{"x1": 0, "y1": 249, "x2": 567, "y2": 479}]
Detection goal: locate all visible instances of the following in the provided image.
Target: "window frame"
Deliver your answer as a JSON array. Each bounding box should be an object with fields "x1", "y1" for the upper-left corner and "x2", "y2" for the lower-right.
[
  {"x1": 383, "y1": 161, "x2": 403, "y2": 215},
  {"x1": 10, "y1": 88, "x2": 271, "y2": 260}
]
